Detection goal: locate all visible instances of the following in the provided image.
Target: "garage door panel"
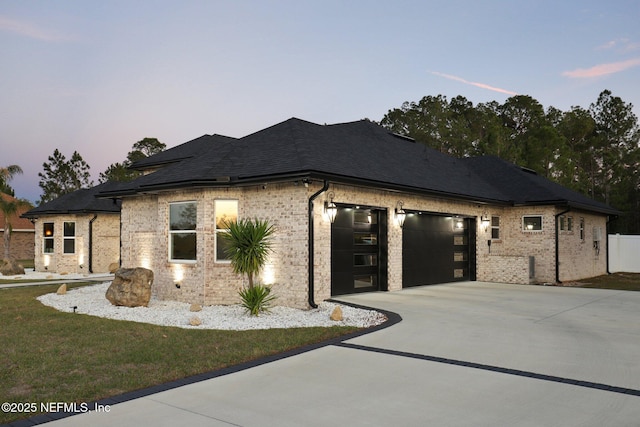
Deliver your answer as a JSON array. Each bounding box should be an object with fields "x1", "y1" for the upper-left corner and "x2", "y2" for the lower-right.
[{"x1": 403, "y1": 215, "x2": 471, "y2": 287}]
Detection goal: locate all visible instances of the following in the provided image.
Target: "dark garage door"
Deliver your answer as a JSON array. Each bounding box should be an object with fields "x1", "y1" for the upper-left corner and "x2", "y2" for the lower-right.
[{"x1": 402, "y1": 214, "x2": 476, "y2": 287}]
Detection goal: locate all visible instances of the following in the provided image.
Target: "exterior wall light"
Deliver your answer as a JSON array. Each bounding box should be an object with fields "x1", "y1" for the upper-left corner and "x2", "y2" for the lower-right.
[
  {"x1": 325, "y1": 191, "x2": 338, "y2": 223},
  {"x1": 481, "y1": 212, "x2": 490, "y2": 230},
  {"x1": 454, "y1": 217, "x2": 465, "y2": 230},
  {"x1": 395, "y1": 201, "x2": 406, "y2": 228}
]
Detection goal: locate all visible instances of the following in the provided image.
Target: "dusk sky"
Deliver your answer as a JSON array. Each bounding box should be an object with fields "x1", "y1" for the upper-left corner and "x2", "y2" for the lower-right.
[{"x1": 2, "y1": 1, "x2": 639, "y2": 203}]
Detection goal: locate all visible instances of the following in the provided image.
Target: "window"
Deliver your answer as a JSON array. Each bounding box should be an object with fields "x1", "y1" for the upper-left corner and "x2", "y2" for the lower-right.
[
  {"x1": 491, "y1": 216, "x2": 500, "y2": 239},
  {"x1": 43, "y1": 223, "x2": 54, "y2": 253},
  {"x1": 63, "y1": 222, "x2": 75, "y2": 254},
  {"x1": 579, "y1": 218, "x2": 585, "y2": 241},
  {"x1": 215, "y1": 200, "x2": 238, "y2": 262},
  {"x1": 169, "y1": 202, "x2": 197, "y2": 262},
  {"x1": 523, "y1": 215, "x2": 543, "y2": 231},
  {"x1": 559, "y1": 215, "x2": 573, "y2": 233}
]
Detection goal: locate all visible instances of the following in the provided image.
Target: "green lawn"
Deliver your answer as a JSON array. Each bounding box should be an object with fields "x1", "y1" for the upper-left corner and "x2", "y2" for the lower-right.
[
  {"x1": 564, "y1": 272, "x2": 640, "y2": 291},
  {"x1": 0, "y1": 283, "x2": 359, "y2": 424}
]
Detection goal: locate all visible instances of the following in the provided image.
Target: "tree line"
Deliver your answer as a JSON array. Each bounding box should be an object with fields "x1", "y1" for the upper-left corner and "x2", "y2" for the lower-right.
[
  {"x1": 36, "y1": 138, "x2": 166, "y2": 204},
  {"x1": 380, "y1": 90, "x2": 640, "y2": 234}
]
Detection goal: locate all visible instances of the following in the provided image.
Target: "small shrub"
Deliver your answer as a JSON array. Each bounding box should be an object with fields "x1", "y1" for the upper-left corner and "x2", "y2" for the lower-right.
[{"x1": 239, "y1": 284, "x2": 276, "y2": 316}]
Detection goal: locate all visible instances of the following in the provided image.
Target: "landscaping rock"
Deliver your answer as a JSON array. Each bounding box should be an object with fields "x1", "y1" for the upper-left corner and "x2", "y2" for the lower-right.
[
  {"x1": 105, "y1": 267, "x2": 154, "y2": 307},
  {"x1": 330, "y1": 305, "x2": 343, "y2": 321},
  {"x1": 108, "y1": 262, "x2": 120, "y2": 274},
  {"x1": 56, "y1": 284, "x2": 67, "y2": 295},
  {"x1": 0, "y1": 259, "x2": 25, "y2": 276},
  {"x1": 189, "y1": 316, "x2": 202, "y2": 326},
  {"x1": 189, "y1": 303, "x2": 202, "y2": 312}
]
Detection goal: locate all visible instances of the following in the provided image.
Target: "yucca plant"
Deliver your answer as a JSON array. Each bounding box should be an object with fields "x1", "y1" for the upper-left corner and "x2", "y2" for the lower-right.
[
  {"x1": 238, "y1": 285, "x2": 276, "y2": 316},
  {"x1": 221, "y1": 218, "x2": 276, "y2": 315}
]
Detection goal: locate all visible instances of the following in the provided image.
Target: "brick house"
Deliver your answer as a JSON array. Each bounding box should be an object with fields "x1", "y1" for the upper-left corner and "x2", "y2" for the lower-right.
[
  {"x1": 22, "y1": 182, "x2": 121, "y2": 274},
  {"x1": 90, "y1": 118, "x2": 618, "y2": 309},
  {"x1": 0, "y1": 193, "x2": 35, "y2": 260}
]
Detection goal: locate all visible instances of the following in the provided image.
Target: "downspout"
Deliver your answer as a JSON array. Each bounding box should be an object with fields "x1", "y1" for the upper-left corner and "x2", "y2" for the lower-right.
[
  {"x1": 88, "y1": 215, "x2": 98, "y2": 273},
  {"x1": 308, "y1": 180, "x2": 330, "y2": 308},
  {"x1": 554, "y1": 208, "x2": 571, "y2": 283}
]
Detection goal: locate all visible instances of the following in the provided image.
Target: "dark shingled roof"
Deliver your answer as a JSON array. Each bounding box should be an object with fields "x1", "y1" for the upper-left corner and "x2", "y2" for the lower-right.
[
  {"x1": 22, "y1": 181, "x2": 123, "y2": 218},
  {"x1": 96, "y1": 117, "x2": 618, "y2": 215},
  {"x1": 463, "y1": 156, "x2": 618, "y2": 214},
  {"x1": 130, "y1": 134, "x2": 237, "y2": 170}
]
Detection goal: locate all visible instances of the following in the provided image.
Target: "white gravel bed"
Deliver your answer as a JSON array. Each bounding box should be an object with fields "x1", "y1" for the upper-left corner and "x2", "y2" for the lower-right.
[
  {"x1": 1, "y1": 269, "x2": 112, "y2": 281},
  {"x1": 37, "y1": 282, "x2": 387, "y2": 330}
]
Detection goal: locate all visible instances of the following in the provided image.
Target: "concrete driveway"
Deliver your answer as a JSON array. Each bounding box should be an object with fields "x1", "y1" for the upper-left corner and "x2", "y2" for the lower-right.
[{"x1": 31, "y1": 282, "x2": 640, "y2": 426}]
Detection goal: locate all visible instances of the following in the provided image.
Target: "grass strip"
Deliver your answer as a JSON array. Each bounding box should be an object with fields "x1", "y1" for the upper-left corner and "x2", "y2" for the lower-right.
[{"x1": 563, "y1": 272, "x2": 640, "y2": 291}]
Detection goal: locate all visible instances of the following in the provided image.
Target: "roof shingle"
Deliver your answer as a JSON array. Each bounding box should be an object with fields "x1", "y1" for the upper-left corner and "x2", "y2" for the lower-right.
[
  {"x1": 92, "y1": 117, "x2": 619, "y2": 215},
  {"x1": 22, "y1": 182, "x2": 122, "y2": 218}
]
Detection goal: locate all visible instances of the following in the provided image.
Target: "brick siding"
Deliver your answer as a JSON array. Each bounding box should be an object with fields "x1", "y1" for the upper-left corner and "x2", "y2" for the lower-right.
[
  {"x1": 33, "y1": 214, "x2": 120, "y2": 274},
  {"x1": 1, "y1": 230, "x2": 34, "y2": 260},
  {"x1": 120, "y1": 181, "x2": 610, "y2": 309}
]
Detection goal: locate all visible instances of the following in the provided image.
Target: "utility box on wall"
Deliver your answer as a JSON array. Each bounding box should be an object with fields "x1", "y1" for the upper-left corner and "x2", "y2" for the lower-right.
[
  {"x1": 593, "y1": 227, "x2": 602, "y2": 255},
  {"x1": 529, "y1": 256, "x2": 535, "y2": 280}
]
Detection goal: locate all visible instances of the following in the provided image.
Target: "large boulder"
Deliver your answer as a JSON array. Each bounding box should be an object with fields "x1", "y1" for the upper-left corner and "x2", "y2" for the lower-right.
[
  {"x1": 0, "y1": 259, "x2": 25, "y2": 276},
  {"x1": 105, "y1": 267, "x2": 154, "y2": 307}
]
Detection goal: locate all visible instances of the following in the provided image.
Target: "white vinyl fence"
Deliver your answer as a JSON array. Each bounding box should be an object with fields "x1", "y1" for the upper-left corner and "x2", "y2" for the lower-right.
[{"x1": 608, "y1": 234, "x2": 640, "y2": 273}]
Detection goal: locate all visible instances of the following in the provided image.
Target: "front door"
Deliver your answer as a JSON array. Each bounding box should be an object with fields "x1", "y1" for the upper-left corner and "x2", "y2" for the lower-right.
[{"x1": 331, "y1": 207, "x2": 387, "y2": 296}]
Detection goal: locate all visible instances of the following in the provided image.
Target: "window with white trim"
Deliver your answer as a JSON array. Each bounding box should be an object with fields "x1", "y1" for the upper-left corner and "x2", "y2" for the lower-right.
[
  {"x1": 523, "y1": 215, "x2": 543, "y2": 231},
  {"x1": 169, "y1": 202, "x2": 197, "y2": 262},
  {"x1": 491, "y1": 216, "x2": 500, "y2": 239},
  {"x1": 63, "y1": 222, "x2": 75, "y2": 254},
  {"x1": 43, "y1": 223, "x2": 54, "y2": 253},
  {"x1": 579, "y1": 218, "x2": 585, "y2": 241},
  {"x1": 215, "y1": 200, "x2": 238, "y2": 262}
]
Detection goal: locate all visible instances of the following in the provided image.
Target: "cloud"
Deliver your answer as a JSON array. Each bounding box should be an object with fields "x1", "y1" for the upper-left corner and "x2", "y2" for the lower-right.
[
  {"x1": 597, "y1": 38, "x2": 640, "y2": 53},
  {"x1": 562, "y1": 58, "x2": 640, "y2": 78},
  {"x1": 429, "y1": 71, "x2": 518, "y2": 96},
  {"x1": 0, "y1": 15, "x2": 70, "y2": 42}
]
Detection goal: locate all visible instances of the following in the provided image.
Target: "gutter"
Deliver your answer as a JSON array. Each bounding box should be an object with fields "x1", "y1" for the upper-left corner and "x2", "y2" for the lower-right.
[
  {"x1": 88, "y1": 215, "x2": 98, "y2": 273},
  {"x1": 95, "y1": 171, "x2": 511, "y2": 207},
  {"x1": 308, "y1": 180, "x2": 330, "y2": 308},
  {"x1": 554, "y1": 207, "x2": 571, "y2": 283}
]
